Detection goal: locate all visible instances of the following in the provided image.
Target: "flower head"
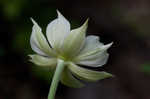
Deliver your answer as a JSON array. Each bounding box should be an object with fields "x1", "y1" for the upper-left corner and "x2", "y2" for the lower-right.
[{"x1": 29, "y1": 10, "x2": 113, "y2": 88}]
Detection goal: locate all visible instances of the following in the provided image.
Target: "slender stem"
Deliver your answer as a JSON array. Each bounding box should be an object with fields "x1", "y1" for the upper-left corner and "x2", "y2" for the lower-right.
[{"x1": 48, "y1": 59, "x2": 65, "y2": 99}]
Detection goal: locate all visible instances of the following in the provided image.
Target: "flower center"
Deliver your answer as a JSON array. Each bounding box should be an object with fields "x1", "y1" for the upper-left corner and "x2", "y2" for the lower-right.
[{"x1": 57, "y1": 54, "x2": 73, "y2": 62}]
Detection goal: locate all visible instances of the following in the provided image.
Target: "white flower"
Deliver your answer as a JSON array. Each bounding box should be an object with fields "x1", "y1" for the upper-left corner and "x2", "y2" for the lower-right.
[{"x1": 29, "y1": 10, "x2": 113, "y2": 88}]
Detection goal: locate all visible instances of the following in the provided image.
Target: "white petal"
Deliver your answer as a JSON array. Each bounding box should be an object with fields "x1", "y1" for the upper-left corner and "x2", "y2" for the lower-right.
[
  {"x1": 74, "y1": 35, "x2": 113, "y2": 67},
  {"x1": 68, "y1": 63, "x2": 113, "y2": 82},
  {"x1": 60, "y1": 68, "x2": 84, "y2": 88},
  {"x1": 79, "y1": 36, "x2": 103, "y2": 54},
  {"x1": 46, "y1": 11, "x2": 70, "y2": 51},
  {"x1": 61, "y1": 19, "x2": 88, "y2": 58},
  {"x1": 29, "y1": 54, "x2": 57, "y2": 67},
  {"x1": 30, "y1": 18, "x2": 56, "y2": 57},
  {"x1": 78, "y1": 52, "x2": 109, "y2": 67}
]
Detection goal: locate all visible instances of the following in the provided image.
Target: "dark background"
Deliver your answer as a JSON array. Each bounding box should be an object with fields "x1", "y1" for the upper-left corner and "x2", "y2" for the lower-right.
[{"x1": 1, "y1": 0, "x2": 150, "y2": 99}]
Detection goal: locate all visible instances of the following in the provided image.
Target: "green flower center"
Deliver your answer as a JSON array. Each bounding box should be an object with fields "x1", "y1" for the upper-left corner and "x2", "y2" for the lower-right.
[{"x1": 57, "y1": 55, "x2": 72, "y2": 62}]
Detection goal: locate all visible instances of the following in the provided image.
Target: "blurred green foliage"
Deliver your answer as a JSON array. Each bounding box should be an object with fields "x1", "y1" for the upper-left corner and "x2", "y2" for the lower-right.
[
  {"x1": 141, "y1": 63, "x2": 150, "y2": 74},
  {"x1": 0, "y1": 0, "x2": 27, "y2": 20},
  {"x1": 0, "y1": 47, "x2": 5, "y2": 57}
]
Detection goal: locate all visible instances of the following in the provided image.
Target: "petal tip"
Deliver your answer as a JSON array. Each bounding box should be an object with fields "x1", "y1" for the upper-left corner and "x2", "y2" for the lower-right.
[
  {"x1": 56, "y1": 10, "x2": 64, "y2": 18},
  {"x1": 108, "y1": 42, "x2": 113, "y2": 47},
  {"x1": 56, "y1": 9, "x2": 60, "y2": 14},
  {"x1": 83, "y1": 18, "x2": 89, "y2": 27},
  {"x1": 104, "y1": 72, "x2": 114, "y2": 79},
  {"x1": 110, "y1": 42, "x2": 114, "y2": 45},
  {"x1": 30, "y1": 18, "x2": 36, "y2": 25},
  {"x1": 28, "y1": 55, "x2": 33, "y2": 58},
  {"x1": 29, "y1": 59, "x2": 33, "y2": 62},
  {"x1": 85, "y1": 18, "x2": 89, "y2": 23},
  {"x1": 103, "y1": 42, "x2": 113, "y2": 50}
]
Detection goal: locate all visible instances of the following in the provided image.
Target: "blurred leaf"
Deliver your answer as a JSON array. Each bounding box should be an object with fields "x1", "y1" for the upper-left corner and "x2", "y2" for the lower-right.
[
  {"x1": 0, "y1": 0, "x2": 27, "y2": 20},
  {"x1": 0, "y1": 47, "x2": 5, "y2": 57},
  {"x1": 12, "y1": 25, "x2": 32, "y2": 55},
  {"x1": 141, "y1": 63, "x2": 150, "y2": 74}
]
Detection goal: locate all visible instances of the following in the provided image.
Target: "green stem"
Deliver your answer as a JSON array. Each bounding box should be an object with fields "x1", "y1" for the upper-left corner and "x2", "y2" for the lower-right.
[{"x1": 48, "y1": 59, "x2": 65, "y2": 99}]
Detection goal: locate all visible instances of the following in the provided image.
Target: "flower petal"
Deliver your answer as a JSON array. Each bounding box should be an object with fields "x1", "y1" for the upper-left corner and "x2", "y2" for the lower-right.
[
  {"x1": 68, "y1": 63, "x2": 113, "y2": 82},
  {"x1": 61, "y1": 68, "x2": 84, "y2": 88},
  {"x1": 30, "y1": 18, "x2": 56, "y2": 56},
  {"x1": 29, "y1": 54, "x2": 57, "y2": 67},
  {"x1": 61, "y1": 19, "x2": 88, "y2": 58},
  {"x1": 77, "y1": 52, "x2": 109, "y2": 67},
  {"x1": 46, "y1": 11, "x2": 70, "y2": 51},
  {"x1": 74, "y1": 35, "x2": 113, "y2": 67}
]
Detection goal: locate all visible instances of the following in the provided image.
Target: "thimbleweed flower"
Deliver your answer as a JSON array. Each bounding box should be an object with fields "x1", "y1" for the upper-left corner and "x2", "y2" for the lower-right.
[{"x1": 29, "y1": 10, "x2": 113, "y2": 99}]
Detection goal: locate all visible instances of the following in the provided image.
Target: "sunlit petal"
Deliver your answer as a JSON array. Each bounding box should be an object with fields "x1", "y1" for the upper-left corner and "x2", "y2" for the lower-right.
[
  {"x1": 46, "y1": 10, "x2": 70, "y2": 51},
  {"x1": 74, "y1": 35, "x2": 113, "y2": 67},
  {"x1": 30, "y1": 18, "x2": 56, "y2": 56},
  {"x1": 78, "y1": 52, "x2": 109, "y2": 67},
  {"x1": 61, "y1": 19, "x2": 88, "y2": 58}
]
